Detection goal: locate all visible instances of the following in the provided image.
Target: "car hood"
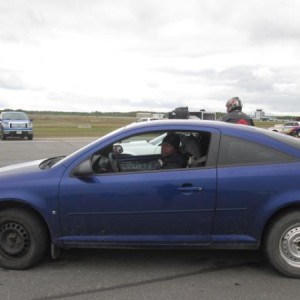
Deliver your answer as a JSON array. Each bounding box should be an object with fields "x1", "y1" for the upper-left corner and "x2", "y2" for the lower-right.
[{"x1": 0, "y1": 159, "x2": 44, "y2": 177}]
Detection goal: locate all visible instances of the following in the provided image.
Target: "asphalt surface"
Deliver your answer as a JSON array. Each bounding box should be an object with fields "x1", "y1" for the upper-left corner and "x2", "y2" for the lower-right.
[{"x1": 0, "y1": 137, "x2": 299, "y2": 300}]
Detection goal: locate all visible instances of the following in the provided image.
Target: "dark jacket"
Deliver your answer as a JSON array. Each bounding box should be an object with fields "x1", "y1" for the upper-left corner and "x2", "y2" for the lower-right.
[
  {"x1": 222, "y1": 110, "x2": 255, "y2": 126},
  {"x1": 161, "y1": 152, "x2": 188, "y2": 169}
]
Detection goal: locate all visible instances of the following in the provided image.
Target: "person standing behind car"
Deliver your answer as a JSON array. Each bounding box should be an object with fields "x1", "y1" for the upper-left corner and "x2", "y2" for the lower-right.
[
  {"x1": 159, "y1": 133, "x2": 187, "y2": 169},
  {"x1": 222, "y1": 97, "x2": 255, "y2": 126}
]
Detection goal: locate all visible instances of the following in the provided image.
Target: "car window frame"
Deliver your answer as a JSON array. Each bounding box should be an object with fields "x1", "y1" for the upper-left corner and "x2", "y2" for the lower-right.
[{"x1": 76, "y1": 128, "x2": 220, "y2": 177}]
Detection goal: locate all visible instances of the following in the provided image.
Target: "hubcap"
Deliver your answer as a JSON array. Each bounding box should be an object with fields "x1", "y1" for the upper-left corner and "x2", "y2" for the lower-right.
[
  {"x1": 0, "y1": 222, "x2": 30, "y2": 258},
  {"x1": 280, "y1": 226, "x2": 300, "y2": 267}
]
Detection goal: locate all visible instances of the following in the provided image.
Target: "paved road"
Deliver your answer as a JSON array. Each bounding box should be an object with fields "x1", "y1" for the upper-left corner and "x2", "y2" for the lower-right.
[
  {"x1": 0, "y1": 137, "x2": 94, "y2": 167},
  {"x1": 0, "y1": 138, "x2": 300, "y2": 300}
]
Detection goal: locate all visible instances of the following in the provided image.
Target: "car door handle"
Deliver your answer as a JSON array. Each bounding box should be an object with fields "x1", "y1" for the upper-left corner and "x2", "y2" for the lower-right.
[{"x1": 177, "y1": 186, "x2": 203, "y2": 192}]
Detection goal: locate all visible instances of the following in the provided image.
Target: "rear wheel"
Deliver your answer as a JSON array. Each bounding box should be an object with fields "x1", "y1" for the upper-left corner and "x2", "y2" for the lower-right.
[
  {"x1": 0, "y1": 208, "x2": 48, "y2": 270},
  {"x1": 264, "y1": 211, "x2": 300, "y2": 278}
]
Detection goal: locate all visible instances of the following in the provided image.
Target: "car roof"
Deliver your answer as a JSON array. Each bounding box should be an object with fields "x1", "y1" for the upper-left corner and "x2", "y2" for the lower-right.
[{"x1": 126, "y1": 119, "x2": 259, "y2": 133}]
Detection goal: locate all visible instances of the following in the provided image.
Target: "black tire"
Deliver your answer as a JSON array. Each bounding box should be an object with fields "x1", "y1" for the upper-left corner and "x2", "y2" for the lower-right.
[
  {"x1": 28, "y1": 134, "x2": 33, "y2": 140},
  {"x1": 0, "y1": 208, "x2": 49, "y2": 270},
  {"x1": 264, "y1": 211, "x2": 300, "y2": 278},
  {"x1": 1, "y1": 133, "x2": 6, "y2": 140}
]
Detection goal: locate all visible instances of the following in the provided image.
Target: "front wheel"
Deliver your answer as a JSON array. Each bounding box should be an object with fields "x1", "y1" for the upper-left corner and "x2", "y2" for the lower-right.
[
  {"x1": 264, "y1": 211, "x2": 300, "y2": 278},
  {"x1": 0, "y1": 208, "x2": 49, "y2": 270}
]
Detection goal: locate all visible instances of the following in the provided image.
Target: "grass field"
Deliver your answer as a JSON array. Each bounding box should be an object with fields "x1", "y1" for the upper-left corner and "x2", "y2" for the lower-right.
[
  {"x1": 29, "y1": 113, "x2": 277, "y2": 138},
  {"x1": 30, "y1": 114, "x2": 137, "y2": 137}
]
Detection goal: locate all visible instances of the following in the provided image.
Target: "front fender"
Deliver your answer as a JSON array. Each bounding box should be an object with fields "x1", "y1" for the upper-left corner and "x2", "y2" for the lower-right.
[{"x1": 0, "y1": 165, "x2": 66, "y2": 241}]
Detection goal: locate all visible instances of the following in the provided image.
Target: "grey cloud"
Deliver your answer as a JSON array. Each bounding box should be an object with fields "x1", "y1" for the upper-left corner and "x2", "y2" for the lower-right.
[
  {"x1": 155, "y1": 64, "x2": 300, "y2": 114},
  {"x1": 218, "y1": 67, "x2": 275, "y2": 92},
  {"x1": 0, "y1": 1, "x2": 52, "y2": 44},
  {"x1": 246, "y1": 17, "x2": 300, "y2": 43},
  {"x1": 156, "y1": 64, "x2": 300, "y2": 93},
  {"x1": 0, "y1": 69, "x2": 46, "y2": 91},
  {"x1": 224, "y1": 1, "x2": 300, "y2": 44},
  {"x1": 0, "y1": 71, "x2": 26, "y2": 90}
]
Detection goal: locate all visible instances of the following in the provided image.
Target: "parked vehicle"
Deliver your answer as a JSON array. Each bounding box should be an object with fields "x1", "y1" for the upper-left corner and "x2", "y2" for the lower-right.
[
  {"x1": 268, "y1": 121, "x2": 300, "y2": 134},
  {"x1": 288, "y1": 126, "x2": 300, "y2": 138},
  {"x1": 2, "y1": 120, "x2": 300, "y2": 277},
  {"x1": 0, "y1": 111, "x2": 33, "y2": 140}
]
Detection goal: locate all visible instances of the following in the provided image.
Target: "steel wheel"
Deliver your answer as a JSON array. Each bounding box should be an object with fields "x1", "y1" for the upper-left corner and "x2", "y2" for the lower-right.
[
  {"x1": 280, "y1": 226, "x2": 300, "y2": 267},
  {"x1": 0, "y1": 221, "x2": 30, "y2": 259},
  {"x1": 264, "y1": 211, "x2": 300, "y2": 277},
  {"x1": 0, "y1": 208, "x2": 49, "y2": 270}
]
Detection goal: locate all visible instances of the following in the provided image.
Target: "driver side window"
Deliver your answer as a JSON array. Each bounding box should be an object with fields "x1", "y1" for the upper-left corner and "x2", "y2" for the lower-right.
[{"x1": 91, "y1": 130, "x2": 210, "y2": 174}]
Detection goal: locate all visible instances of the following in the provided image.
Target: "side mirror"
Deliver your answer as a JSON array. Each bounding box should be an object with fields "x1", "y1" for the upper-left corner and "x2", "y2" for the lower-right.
[{"x1": 73, "y1": 159, "x2": 93, "y2": 177}]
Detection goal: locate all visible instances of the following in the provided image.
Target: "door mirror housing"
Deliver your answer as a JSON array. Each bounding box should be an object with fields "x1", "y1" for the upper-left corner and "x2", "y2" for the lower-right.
[{"x1": 73, "y1": 159, "x2": 93, "y2": 177}]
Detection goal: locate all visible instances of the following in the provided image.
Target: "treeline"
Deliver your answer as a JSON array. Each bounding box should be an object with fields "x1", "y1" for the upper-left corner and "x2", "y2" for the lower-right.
[
  {"x1": 2, "y1": 109, "x2": 159, "y2": 118},
  {"x1": 1, "y1": 108, "x2": 300, "y2": 120}
]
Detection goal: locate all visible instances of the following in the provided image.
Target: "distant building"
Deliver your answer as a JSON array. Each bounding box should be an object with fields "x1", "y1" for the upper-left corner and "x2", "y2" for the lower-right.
[
  {"x1": 136, "y1": 112, "x2": 152, "y2": 118},
  {"x1": 254, "y1": 109, "x2": 265, "y2": 120},
  {"x1": 254, "y1": 109, "x2": 273, "y2": 121},
  {"x1": 136, "y1": 112, "x2": 165, "y2": 119},
  {"x1": 152, "y1": 113, "x2": 165, "y2": 119}
]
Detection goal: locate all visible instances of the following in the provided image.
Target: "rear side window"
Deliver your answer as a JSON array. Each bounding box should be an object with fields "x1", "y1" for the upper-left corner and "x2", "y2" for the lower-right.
[{"x1": 218, "y1": 135, "x2": 297, "y2": 166}]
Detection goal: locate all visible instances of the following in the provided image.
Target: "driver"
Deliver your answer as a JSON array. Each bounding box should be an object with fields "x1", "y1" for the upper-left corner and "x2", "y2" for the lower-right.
[{"x1": 159, "y1": 133, "x2": 188, "y2": 169}]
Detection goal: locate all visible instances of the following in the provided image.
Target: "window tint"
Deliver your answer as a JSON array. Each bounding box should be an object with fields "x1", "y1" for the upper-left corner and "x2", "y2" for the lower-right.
[
  {"x1": 262, "y1": 130, "x2": 300, "y2": 150},
  {"x1": 218, "y1": 135, "x2": 297, "y2": 166}
]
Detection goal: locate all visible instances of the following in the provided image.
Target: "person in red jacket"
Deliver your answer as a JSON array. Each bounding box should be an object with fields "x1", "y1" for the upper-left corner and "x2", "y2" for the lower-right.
[{"x1": 222, "y1": 97, "x2": 255, "y2": 126}]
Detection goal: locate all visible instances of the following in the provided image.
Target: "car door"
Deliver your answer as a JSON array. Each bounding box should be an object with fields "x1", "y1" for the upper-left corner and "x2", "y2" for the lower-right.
[{"x1": 58, "y1": 132, "x2": 218, "y2": 246}]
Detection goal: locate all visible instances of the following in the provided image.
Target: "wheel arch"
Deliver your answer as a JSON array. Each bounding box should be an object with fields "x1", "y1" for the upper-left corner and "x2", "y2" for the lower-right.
[
  {"x1": 0, "y1": 201, "x2": 51, "y2": 240},
  {"x1": 261, "y1": 203, "x2": 300, "y2": 246}
]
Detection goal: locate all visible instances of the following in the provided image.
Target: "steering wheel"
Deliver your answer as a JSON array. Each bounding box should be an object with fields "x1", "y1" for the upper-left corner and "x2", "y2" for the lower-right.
[{"x1": 108, "y1": 152, "x2": 119, "y2": 172}]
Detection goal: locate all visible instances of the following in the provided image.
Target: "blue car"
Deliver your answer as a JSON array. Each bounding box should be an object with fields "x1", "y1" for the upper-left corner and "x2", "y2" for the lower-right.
[{"x1": 1, "y1": 120, "x2": 300, "y2": 277}]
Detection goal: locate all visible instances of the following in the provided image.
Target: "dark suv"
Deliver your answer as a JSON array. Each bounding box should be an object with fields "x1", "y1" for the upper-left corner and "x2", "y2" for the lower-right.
[{"x1": 0, "y1": 111, "x2": 33, "y2": 140}]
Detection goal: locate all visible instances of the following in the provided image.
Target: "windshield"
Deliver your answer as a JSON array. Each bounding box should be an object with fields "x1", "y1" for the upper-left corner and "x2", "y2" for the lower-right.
[{"x1": 2, "y1": 112, "x2": 29, "y2": 120}]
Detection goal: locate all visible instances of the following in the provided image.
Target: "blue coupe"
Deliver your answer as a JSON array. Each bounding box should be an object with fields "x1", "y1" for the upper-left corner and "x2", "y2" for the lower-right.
[{"x1": 1, "y1": 120, "x2": 300, "y2": 277}]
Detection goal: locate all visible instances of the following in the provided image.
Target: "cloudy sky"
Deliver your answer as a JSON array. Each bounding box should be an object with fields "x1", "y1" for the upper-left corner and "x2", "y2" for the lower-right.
[{"x1": 1, "y1": 0, "x2": 300, "y2": 115}]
